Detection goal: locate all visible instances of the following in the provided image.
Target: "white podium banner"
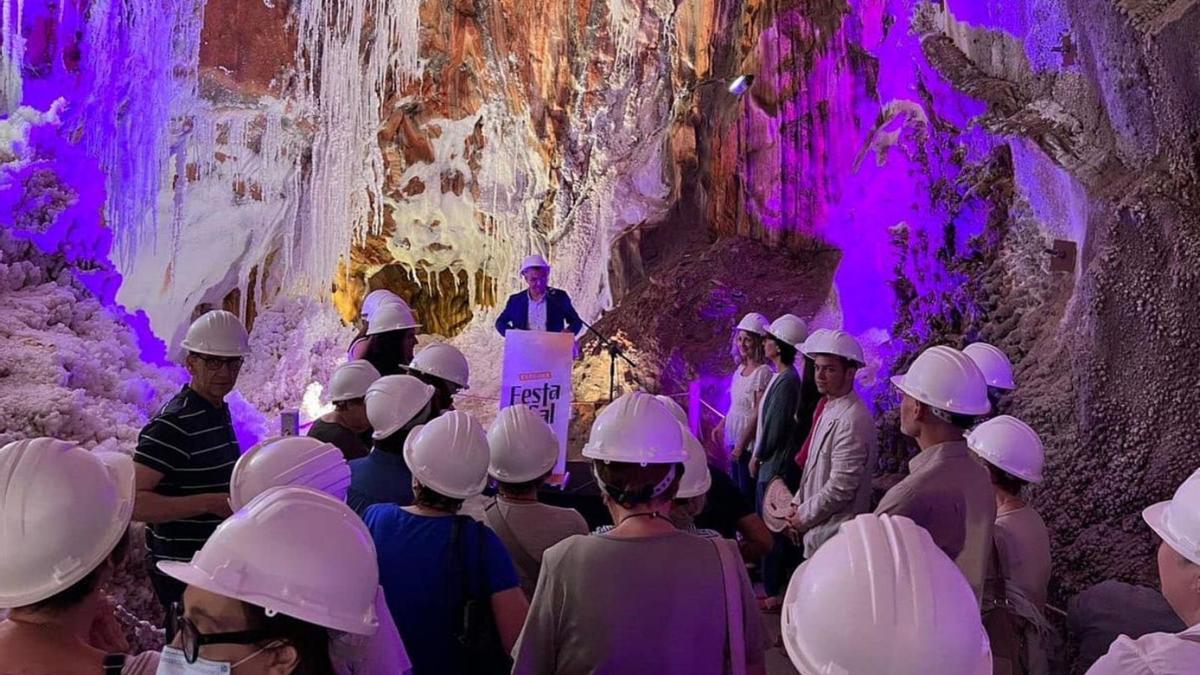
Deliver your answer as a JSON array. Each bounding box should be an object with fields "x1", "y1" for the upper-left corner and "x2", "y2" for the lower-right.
[{"x1": 499, "y1": 329, "x2": 574, "y2": 475}]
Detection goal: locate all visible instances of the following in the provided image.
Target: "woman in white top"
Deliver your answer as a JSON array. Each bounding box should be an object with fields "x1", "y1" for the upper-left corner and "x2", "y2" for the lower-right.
[{"x1": 713, "y1": 313, "x2": 773, "y2": 503}]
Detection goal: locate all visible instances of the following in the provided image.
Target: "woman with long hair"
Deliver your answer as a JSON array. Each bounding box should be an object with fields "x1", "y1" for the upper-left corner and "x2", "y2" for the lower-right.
[{"x1": 712, "y1": 313, "x2": 773, "y2": 503}]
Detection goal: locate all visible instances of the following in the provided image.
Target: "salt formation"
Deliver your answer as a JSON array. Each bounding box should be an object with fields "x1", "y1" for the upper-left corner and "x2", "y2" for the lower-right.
[{"x1": 236, "y1": 296, "x2": 354, "y2": 420}]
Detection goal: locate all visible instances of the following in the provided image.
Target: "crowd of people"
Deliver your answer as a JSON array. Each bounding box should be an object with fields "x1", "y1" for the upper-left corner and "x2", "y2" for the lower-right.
[{"x1": 1, "y1": 255, "x2": 1198, "y2": 674}]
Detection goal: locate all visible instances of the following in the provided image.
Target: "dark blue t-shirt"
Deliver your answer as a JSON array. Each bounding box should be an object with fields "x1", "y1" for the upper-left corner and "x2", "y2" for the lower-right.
[
  {"x1": 347, "y1": 450, "x2": 414, "y2": 517},
  {"x1": 363, "y1": 505, "x2": 520, "y2": 675}
]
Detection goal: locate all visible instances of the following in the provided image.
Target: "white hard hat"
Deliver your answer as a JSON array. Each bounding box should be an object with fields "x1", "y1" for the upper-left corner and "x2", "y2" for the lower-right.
[
  {"x1": 488, "y1": 405, "x2": 559, "y2": 483},
  {"x1": 404, "y1": 411, "x2": 491, "y2": 499},
  {"x1": 181, "y1": 310, "x2": 250, "y2": 358},
  {"x1": 891, "y1": 345, "x2": 991, "y2": 416},
  {"x1": 361, "y1": 289, "x2": 401, "y2": 320},
  {"x1": 328, "y1": 361, "x2": 381, "y2": 403},
  {"x1": 1144, "y1": 468, "x2": 1200, "y2": 566},
  {"x1": 782, "y1": 514, "x2": 992, "y2": 675},
  {"x1": 964, "y1": 342, "x2": 1016, "y2": 390},
  {"x1": 408, "y1": 342, "x2": 470, "y2": 389},
  {"x1": 0, "y1": 439, "x2": 134, "y2": 607},
  {"x1": 675, "y1": 424, "x2": 712, "y2": 499},
  {"x1": 159, "y1": 486, "x2": 379, "y2": 635},
  {"x1": 365, "y1": 375, "x2": 435, "y2": 440},
  {"x1": 735, "y1": 312, "x2": 769, "y2": 336},
  {"x1": 582, "y1": 392, "x2": 687, "y2": 465},
  {"x1": 654, "y1": 395, "x2": 688, "y2": 426},
  {"x1": 229, "y1": 436, "x2": 351, "y2": 510},
  {"x1": 520, "y1": 254, "x2": 550, "y2": 273},
  {"x1": 366, "y1": 299, "x2": 421, "y2": 335},
  {"x1": 800, "y1": 328, "x2": 865, "y2": 366},
  {"x1": 765, "y1": 314, "x2": 808, "y2": 348},
  {"x1": 967, "y1": 415, "x2": 1044, "y2": 483}
]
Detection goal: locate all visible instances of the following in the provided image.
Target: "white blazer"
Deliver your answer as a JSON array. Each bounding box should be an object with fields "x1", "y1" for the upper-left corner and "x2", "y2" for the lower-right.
[{"x1": 790, "y1": 391, "x2": 877, "y2": 557}]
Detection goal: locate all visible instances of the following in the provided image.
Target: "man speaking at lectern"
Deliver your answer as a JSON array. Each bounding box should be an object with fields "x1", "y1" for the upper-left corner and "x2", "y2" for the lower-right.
[{"x1": 495, "y1": 254, "x2": 584, "y2": 337}]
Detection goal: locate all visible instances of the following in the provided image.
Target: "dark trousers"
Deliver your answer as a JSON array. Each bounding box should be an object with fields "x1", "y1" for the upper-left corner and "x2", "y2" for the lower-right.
[
  {"x1": 147, "y1": 557, "x2": 187, "y2": 641},
  {"x1": 756, "y1": 479, "x2": 802, "y2": 598},
  {"x1": 730, "y1": 452, "x2": 756, "y2": 507}
]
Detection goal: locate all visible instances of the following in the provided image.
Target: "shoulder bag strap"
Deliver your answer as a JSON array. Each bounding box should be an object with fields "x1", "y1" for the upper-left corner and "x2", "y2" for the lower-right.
[
  {"x1": 710, "y1": 537, "x2": 746, "y2": 675},
  {"x1": 485, "y1": 500, "x2": 542, "y2": 578}
]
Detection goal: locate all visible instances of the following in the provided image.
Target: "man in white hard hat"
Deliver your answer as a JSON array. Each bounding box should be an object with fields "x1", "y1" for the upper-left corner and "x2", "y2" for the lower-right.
[
  {"x1": 309, "y1": 360, "x2": 381, "y2": 460},
  {"x1": 494, "y1": 254, "x2": 583, "y2": 337},
  {"x1": 406, "y1": 342, "x2": 470, "y2": 416},
  {"x1": 132, "y1": 309, "x2": 248, "y2": 614},
  {"x1": 780, "y1": 513, "x2": 992, "y2": 674},
  {"x1": 484, "y1": 405, "x2": 589, "y2": 599},
  {"x1": 1087, "y1": 469, "x2": 1200, "y2": 674},
  {"x1": 347, "y1": 374, "x2": 436, "y2": 516},
  {"x1": 784, "y1": 329, "x2": 877, "y2": 558},
  {"x1": 874, "y1": 345, "x2": 997, "y2": 602},
  {"x1": 0, "y1": 439, "x2": 160, "y2": 674}
]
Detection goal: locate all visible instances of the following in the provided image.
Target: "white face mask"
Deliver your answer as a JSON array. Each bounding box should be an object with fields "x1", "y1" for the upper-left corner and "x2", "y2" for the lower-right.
[{"x1": 155, "y1": 645, "x2": 266, "y2": 675}]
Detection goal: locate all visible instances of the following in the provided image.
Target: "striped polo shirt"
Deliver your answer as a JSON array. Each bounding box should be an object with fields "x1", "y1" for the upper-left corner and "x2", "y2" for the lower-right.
[{"x1": 133, "y1": 386, "x2": 240, "y2": 563}]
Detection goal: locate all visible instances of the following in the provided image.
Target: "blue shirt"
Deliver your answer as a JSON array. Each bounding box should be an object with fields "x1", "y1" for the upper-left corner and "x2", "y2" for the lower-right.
[
  {"x1": 347, "y1": 450, "x2": 414, "y2": 517},
  {"x1": 363, "y1": 506, "x2": 520, "y2": 675}
]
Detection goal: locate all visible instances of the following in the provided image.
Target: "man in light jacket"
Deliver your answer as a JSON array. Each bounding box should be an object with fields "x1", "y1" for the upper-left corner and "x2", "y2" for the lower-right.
[
  {"x1": 785, "y1": 330, "x2": 877, "y2": 558},
  {"x1": 873, "y1": 345, "x2": 996, "y2": 603}
]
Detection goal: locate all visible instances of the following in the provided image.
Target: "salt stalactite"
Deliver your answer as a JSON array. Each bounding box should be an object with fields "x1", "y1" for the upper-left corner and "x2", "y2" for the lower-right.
[
  {"x1": 70, "y1": 0, "x2": 207, "y2": 270},
  {"x1": 0, "y1": 0, "x2": 26, "y2": 112},
  {"x1": 289, "y1": 0, "x2": 422, "y2": 295}
]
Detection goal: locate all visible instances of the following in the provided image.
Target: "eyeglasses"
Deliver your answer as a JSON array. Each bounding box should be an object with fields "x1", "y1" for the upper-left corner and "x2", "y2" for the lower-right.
[
  {"x1": 169, "y1": 602, "x2": 270, "y2": 664},
  {"x1": 194, "y1": 354, "x2": 244, "y2": 372}
]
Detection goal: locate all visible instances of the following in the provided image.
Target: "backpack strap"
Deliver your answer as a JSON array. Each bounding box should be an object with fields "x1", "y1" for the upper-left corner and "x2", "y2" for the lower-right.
[
  {"x1": 710, "y1": 537, "x2": 746, "y2": 675},
  {"x1": 485, "y1": 499, "x2": 541, "y2": 582}
]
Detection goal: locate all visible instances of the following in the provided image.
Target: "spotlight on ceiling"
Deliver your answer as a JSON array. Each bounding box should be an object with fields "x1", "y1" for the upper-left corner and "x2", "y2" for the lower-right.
[{"x1": 727, "y1": 75, "x2": 754, "y2": 96}]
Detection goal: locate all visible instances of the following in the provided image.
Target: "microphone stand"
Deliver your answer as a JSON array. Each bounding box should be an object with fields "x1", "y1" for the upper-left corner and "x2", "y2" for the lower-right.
[{"x1": 574, "y1": 312, "x2": 647, "y2": 401}]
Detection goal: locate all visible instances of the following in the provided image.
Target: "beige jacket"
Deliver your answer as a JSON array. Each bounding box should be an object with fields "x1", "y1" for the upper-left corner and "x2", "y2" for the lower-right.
[
  {"x1": 790, "y1": 391, "x2": 877, "y2": 557},
  {"x1": 874, "y1": 440, "x2": 996, "y2": 603}
]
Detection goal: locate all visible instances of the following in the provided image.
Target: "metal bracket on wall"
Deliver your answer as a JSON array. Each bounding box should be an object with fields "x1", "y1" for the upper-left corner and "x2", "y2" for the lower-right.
[{"x1": 1045, "y1": 239, "x2": 1077, "y2": 273}]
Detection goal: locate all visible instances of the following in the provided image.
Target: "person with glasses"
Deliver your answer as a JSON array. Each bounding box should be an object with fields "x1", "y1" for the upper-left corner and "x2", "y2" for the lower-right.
[
  {"x1": 132, "y1": 310, "x2": 250, "y2": 618},
  {"x1": 156, "y1": 486, "x2": 381, "y2": 675}
]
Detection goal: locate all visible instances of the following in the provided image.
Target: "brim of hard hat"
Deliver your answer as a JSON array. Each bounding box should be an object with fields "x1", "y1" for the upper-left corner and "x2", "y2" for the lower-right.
[
  {"x1": 180, "y1": 341, "x2": 251, "y2": 358},
  {"x1": 965, "y1": 438, "x2": 1043, "y2": 484},
  {"x1": 799, "y1": 347, "x2": 864, "y2": 367},
  {"x1": 580, "y1": 443, "x2": 689, "y2": 465},
  {"x1": 403, "y1": 365, "x2": 469, "y2": 390},
  {"x1": 764, "y1": 331, "x2": 803, "y2": 349},
  {"x1": 365, "y1": 322, "x2": 422, "y2": 336},
  {"x1": 736, "y1": 323, "x2": 767, "y2": 336},
  {"x1": 1143, "y1": 501, "x2": 1200, "y2": 567},
  {"x1": 890, "y1": 374, "x2": 992, "y2": 416},
  {"x1": 157, "y1": 560, "x2": 378, "y2": 635}
]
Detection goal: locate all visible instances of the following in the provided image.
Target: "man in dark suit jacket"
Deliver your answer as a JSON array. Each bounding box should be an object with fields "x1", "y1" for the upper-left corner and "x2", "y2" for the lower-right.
[{"x1": 495, "y1": 255, "x2": 584, "y2": 336}]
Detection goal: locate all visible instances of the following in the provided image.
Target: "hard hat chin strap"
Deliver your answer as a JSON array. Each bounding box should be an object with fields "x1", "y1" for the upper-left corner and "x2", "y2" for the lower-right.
[{"x1": 593, "y1": 463, "x2": 679, "y2": 506}]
